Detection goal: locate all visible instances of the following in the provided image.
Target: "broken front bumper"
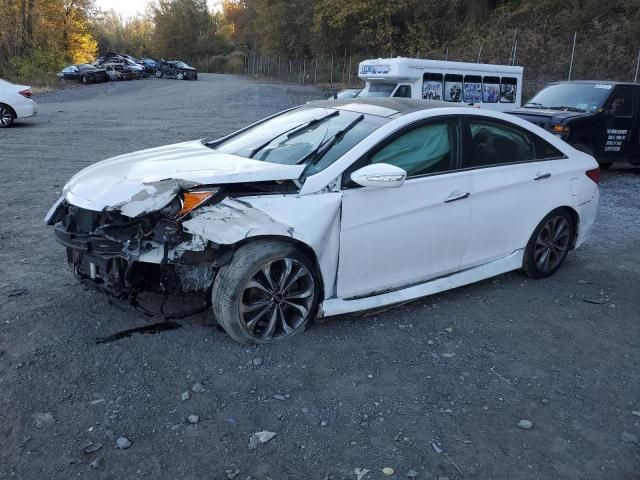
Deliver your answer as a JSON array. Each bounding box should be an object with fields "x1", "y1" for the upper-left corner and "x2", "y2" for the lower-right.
[{"x1": 49, "y1": 200, "x2": 228, "y2": 296}]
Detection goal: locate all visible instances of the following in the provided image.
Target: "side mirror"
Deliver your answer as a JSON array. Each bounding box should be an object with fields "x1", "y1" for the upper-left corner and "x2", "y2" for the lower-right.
[{"x1": 350, "y1": 163, "x2": 406, "y2": 188}]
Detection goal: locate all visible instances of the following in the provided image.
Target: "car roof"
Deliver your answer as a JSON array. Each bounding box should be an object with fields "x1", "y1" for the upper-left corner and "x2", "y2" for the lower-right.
[{"x1": 306, "y1": 98, "x2": 461, "y2": 118}]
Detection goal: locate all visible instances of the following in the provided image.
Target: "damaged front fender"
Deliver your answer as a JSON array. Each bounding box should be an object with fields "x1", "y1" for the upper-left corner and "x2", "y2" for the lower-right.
[{"x1": 183, "y1": 194, "x2": 342, "y2": 298}]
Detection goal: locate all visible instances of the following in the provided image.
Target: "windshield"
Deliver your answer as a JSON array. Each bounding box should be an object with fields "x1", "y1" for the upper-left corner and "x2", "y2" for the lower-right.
[
  {"x1": 358, "y1": 82, "x2": 397, "y2": 98},
  {"x1": 174, "y1": 61, "x2": 189, "y2": 68},
  {"x1": 525, "y1": 83, "x2": 611, "y2": 112},
  {"x1": 213, "y1": 107, "x2": 387, "y2": 175}
]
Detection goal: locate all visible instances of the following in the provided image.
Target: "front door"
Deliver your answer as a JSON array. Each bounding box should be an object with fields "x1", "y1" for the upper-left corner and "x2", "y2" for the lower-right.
[
  {"x1": 602, "y1": 85, "x2": 638, "y2": 161},
  {"x1": 337, "y1": 118, "x2": 472, "y2": 299}
]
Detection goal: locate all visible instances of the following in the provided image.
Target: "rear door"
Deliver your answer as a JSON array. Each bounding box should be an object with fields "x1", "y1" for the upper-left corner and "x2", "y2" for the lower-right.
[{"x1": 459, "y1": 116, "x2": 566, "y2": 269}]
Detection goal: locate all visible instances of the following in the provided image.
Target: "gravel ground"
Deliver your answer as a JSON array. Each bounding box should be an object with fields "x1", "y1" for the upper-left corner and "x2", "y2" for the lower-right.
[{"x1": 1, "y1": 74, "x2": 639, "y2": 479}]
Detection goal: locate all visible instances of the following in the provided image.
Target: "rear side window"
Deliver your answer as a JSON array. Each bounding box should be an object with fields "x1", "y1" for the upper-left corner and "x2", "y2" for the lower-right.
[
  {"x1": 463, "y1": 75, "x2": 482, "y2": 103},
  {"x1": 500, "y1": 77, "x2": 517, "y2": 103},
  {"x1": 371, "y1": 120, "x2": 457, "y2": 177},
  {"x1": 532, "y1": 136, "x2": 565, "y2": 160},
  {"x1": 483, "y1": 76, "x2": 500, "y2": 103},
  {"x1": 423, "y1": 73, "x2": 443, "y2": 100},
  {"x1": 464, "y1": 119, "x2": 534, "y2": 168},
  {"x1": 444, "y1": 74, "x2": 463, "y2": 102},
  {"x1": 463, "y1": 118, "x2": 564, "y2": 167}
]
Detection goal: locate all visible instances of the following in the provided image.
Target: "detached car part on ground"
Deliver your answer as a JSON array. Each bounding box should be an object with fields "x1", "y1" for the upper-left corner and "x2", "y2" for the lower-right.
[
  {"x1": 155, "y1": 60, "x2": 198, "y2": 80},
  {"x1": 0, "y1": 78, "x2": 37, "y2": 127},
  {"x1": 46, "y1": 98, "x2": 600, "y2": 344},
  {"x1": 57, "y1": 64, "x2": 109, "y2": 84},
  {"x1": 510, "y1": 80, "x2": 640, "y2": 169}
]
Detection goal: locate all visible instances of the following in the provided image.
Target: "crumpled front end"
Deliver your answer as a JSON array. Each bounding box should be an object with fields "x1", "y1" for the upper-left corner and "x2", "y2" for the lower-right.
[{"x1": 47, "y1": 199, "x2": 229, "y2": 298}]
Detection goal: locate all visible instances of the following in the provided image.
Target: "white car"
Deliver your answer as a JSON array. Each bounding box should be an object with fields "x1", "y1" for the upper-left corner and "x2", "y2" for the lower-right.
[
  {"x1": 46, "y1": 98, "x2": 600, "y2": 343},
  {"x1": 0, "y1": 79, "x2": 37, "y2": 127}
]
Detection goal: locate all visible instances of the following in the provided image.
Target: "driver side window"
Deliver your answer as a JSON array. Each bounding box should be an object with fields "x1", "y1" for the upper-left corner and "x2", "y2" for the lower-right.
[{"x1": 370, "y1": 120, "x2": 457, "y2": 178}]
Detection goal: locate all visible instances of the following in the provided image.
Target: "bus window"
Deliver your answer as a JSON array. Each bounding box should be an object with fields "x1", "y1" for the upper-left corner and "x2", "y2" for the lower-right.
[
  {"x1": 444, "y1": 74, "x2": 463, "y2": 102},
  {"x1": 463, "y1": 75, "x2": 482, "y2": 103},
  {"x1": 483, "y1": 76, "x2": 500, "y2": 103},
  {"x1": 500, "y1": 77, "x2": 517, "y2": 103},
  {"x1": 394, "y1": 85, "x2": 412, "y2": 98},
  {"x1": 422, "y1": 73, "x2": 443, "y2": 100}
]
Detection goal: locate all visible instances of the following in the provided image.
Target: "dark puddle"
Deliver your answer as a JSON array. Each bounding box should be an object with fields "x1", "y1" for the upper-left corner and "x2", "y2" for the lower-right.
[{"x1": 95, "y1": 321, "x2": 182, "y2": 344}]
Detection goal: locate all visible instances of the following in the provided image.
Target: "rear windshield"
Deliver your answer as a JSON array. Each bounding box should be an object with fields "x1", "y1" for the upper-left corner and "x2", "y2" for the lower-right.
[
  {"x1": 212, "y1": 107, "x2": 387, "y2": 176},
  {"x1": 525, "y1": 83, "x2": 611, "y2": 112}
]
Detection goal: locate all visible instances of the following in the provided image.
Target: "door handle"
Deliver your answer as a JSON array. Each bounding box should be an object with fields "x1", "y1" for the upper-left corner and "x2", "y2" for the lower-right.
[
  {"x1": 534, "y1": 172, "x2": 552, "y2": 180},
  {"x1": 444, "y1": 192, "x2": 471, "y2": 203}
]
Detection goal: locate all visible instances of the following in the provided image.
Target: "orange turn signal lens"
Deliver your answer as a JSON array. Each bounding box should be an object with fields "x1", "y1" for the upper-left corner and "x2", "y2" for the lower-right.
[
  {"x1": 177, "y1": 191, "x2": 216, "y2": 218},
  {"x1": 551, "y1": 124, "x2": 570, "y2": 134}
]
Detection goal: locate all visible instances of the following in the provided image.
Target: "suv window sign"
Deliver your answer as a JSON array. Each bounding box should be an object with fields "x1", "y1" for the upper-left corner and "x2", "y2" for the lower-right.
[
  {"x1": 594, "y1": 84, "x2": 612, "y2": 89},
  {"x1": 360, "y1": 65, "x2": 391, "y2": 75}
]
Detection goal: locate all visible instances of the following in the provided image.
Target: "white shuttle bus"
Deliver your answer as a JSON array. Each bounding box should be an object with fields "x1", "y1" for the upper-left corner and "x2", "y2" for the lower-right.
[{"x1": 358, "y1": 57, "x2": 524, "y2": 111}]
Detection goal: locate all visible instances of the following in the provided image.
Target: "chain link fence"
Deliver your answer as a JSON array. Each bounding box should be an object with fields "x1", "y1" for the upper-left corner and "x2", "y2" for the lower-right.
[{"x1": 242, "y1": 33, "x2": 640, "y2": 98}]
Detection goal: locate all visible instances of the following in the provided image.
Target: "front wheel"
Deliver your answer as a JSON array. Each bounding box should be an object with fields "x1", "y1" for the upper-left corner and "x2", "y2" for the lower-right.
[
  {"x1": 177, "y1": 72, "x2": 184, "y2": 80},
  {"x1": 155, "y1": 70, "x2": 163, "y2": 78},
  {"x1": 0, "y1": 104, "x2": 15, "y2": 127},
  {"x1": 81, "y1": 75, "x2": 89, "y2": 84},
  {"x1": 212, "y1": 240, "x2": 320, "y2": 344},
  {"x1": 521, "y1": 209, "x2": 575, "y2": 279}
]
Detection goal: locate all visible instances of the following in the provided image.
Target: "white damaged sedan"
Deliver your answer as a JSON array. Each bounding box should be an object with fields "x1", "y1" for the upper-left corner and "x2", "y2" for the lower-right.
[{"x1": 46, "y1": 98, "x2": 600, "y2": 343}]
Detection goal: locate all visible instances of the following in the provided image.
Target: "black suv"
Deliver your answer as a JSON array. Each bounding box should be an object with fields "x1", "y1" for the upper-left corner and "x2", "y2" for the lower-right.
[{"x1": 510, "y1": 81, "x2": 640, "y2": 168}]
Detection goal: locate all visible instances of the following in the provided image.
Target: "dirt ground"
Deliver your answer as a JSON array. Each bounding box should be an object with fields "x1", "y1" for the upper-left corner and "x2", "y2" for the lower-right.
[{"x1": 1, "y1": 74, "x2": 639, "y2": 480}]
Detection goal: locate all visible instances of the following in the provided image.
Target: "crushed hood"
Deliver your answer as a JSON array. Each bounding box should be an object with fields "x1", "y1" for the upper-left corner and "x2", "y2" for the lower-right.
[{"x1": 63, "y1": 140, "x2": 305, "y2": 217}]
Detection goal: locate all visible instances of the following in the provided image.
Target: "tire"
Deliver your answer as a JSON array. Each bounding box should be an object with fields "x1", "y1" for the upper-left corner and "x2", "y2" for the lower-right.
[
  {"x1": 155, "y1": 70, "x2": 163, "y2": 78},
  {"x1": 521, "y1": 208, "x2": 575, "y2": 279},
  {"x1": 212, "y1": 240, "x2": 320, "y2": 344},
  {"x1": 177, "y1": 72, "x2": 184, "y2": 80},
  {"x1": 0, "y1": 103, "x2": 15, "y2": 127},
  {"x1": 81, "y1": 75, "x2": 89, "y2": 84}
]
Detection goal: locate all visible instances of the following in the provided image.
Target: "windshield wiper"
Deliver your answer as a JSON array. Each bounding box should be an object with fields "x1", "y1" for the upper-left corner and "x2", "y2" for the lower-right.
[
  {"x1": 523, "y1": 102, "x2": 544, "y2": 108},
  {"x1": 297, "y1": 114, "x2": 365, "y2": 166},
  {"x1": 247, "y1": 110, "x2": 339, "y2": 159},
  {"x1": 548, "y1": 105, "x2": 585, "y2": 112}
]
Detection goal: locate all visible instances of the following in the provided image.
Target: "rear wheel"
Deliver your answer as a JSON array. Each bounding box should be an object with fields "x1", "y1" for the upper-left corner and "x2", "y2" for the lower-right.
[
  {"x1": 0, "y1": 104, "x2": 15, "y2": 127},
  {"x1": 155, "y1": 69, "x2": 163, "y2": 78},
  {"x1": 81, "y1": 75, "x2": 89, "y2": 84},
  {"x1": 212, "y1": 240, "x2": 320, "y2": 344},
  {"x1": 522, "y1": 209, "x2": 575, "y2": 279}
]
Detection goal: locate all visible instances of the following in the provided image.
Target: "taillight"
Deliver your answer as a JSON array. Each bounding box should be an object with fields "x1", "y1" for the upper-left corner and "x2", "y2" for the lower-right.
[
  {"x1": 586, "y1": 168, "x2": 601, "y2": 184},
  {"x1": 18, "y1": 89, "x2": 32, "y2": 98}
]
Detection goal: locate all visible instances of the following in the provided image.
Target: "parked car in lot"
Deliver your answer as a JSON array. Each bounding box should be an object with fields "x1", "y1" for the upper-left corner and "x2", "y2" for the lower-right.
[
  {"x1": 139, "y1": 58, "x2": 157, "y2": 74},
  {"x1": 46, "y1": 98, "x2": 600, "y2": 343},
  {"x1": 57, "y1": 64, "x2": 109, "y2": 84},
  {"x1": 0, "y1": 78, "x2": 37, "y2": 127},
  {"x1": 510, "y1": 81, "x2": 640, "y2": 168},
  {"x1": 94, "y1": 53, "x2": 145, "y2": 76},
  {"x1": 330, "y1": 88, "x2": 362, "y2": 100},
  {"x1": 104, "y1": 63, "x2": 141, "y2": 81},
  {"x1": 155, "y1": 60, "x2": 198, "y2": 80}
]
